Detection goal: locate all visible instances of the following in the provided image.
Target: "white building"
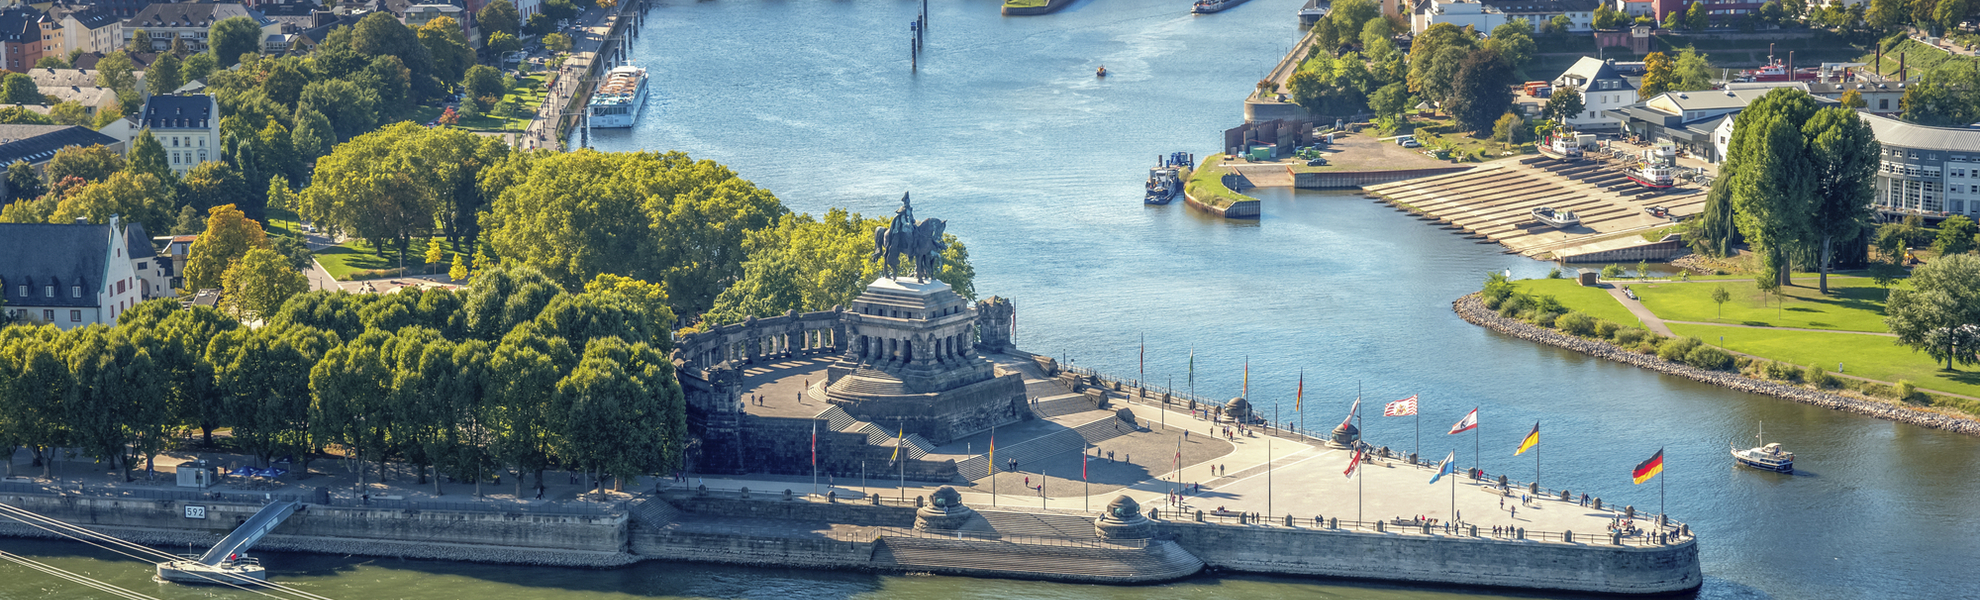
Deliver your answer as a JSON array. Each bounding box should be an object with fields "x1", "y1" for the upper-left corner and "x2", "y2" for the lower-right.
[
  {"x1": 123, "y1": 2, "x2": 281, "y2": 54},
  {"x1": 1861, "y1": 113, "x2": 1980, "y2": 218},
  {"x1": 1551, "y1": 57, "x2": 1634, "y2": 131},
  {"x1": 132, "y1": 94, "x2": 219, "y2": 175},
  {"x1": 0, "y1": 216, "x2": 153, "y2": 329},
  {"x1": 1413, "y1": 0, "x2": 1598, "y2": 35}
]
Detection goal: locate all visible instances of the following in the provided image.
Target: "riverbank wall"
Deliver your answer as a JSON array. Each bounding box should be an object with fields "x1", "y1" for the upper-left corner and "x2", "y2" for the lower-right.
[
  {"x1": 1166, "y1": 521, "x2": 1701, "y2": 594},
  {"x1": 1294, "y1": 167, "x2": 1471, "y2": 189},
  {"x1": 1001, "y1": 0, "x2": 1074, "y2": 16},
  {"x1": 1453, "y1": 293, "x2": 1980, "y2": 436},
  {"x1": 1183, "y1": 189, "x2": 1261, "y2": 219}
]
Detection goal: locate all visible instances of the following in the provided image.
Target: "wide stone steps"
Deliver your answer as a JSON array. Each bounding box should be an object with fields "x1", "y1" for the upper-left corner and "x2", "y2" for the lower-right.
[
  {"x1": 1031, "y1": 394, "x2": 1092, "y2": 418},
  {"x1": 816, "y1": 406, "x2": 936, "y2": 460},
  {"x1": 971, "y1": 510, "x2": 1101, "y2": 539},
  {"x1": 952, "y1": 416, "x2": 1133, "y2": 481},
  {"x1": 628, "y1": 497, "x2": 680, "y2": 531},
  {"x1": 870, "y1": 537, "x2": 1202, "y2": 583}
]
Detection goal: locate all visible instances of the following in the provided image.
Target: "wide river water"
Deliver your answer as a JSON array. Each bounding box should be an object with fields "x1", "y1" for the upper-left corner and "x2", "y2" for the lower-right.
[{"x1": 6, "y1": 1, "x2": 1977, "y2": 598}]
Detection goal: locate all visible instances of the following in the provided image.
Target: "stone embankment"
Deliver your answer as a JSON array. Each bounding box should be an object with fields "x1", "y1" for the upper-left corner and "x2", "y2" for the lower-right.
[
  {"x1": 0, "y1": 520, "x2": 641, "y2": 567},
  {"x1": 1453, "y1": 293, "x2": 1980, "y2": 436}
]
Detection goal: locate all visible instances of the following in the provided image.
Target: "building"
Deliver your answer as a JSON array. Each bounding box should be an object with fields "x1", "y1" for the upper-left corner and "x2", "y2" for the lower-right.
[
  {"x1": 1614, "y1": 0, "x2": 1655, "y2": 16},
  {"x1": 0, "y1": 7, "x2": 43, "y2": 73},
  {"x1": 1861, "y1": 113, "x2": 1980, "y2": 219},
  {"x1": 38, "y1": 84, "x2": 121, "y2": 116},
  {"x1": 47, "y1": 6, "x2": 123, "y2": 56},
  {"x1": 1413, "y1": 0, "x2": 1598, "y2": 35},
  {"x1": 31, "y1": 67, "x2": 149, "y2": 98},
  {"x1": 0, "y1": 124, "x2": 122, "y2": 198},
  {"x1": 1803, "y1": 80, "x2": 1906, "y2": 116},
  {"x1": 1551, "y1": 57, "x2": 1635, "y2": 131},
  {"x1": 123, "y1": 3, "x2": 281, "y2": 54},
  {"x1": 132, "y1": 93, "x2": 219, "y2": 175},
  {"x1": 0, "y1": 216, "x2": 152, "y2": 329},
  {"x1": 1606, "y1": 83, "x2": 1837, "y2": 162}
]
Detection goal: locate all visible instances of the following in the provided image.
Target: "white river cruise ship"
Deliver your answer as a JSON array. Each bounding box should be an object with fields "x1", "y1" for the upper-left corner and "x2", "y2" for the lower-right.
[{"x1": 587, "y1": 65, "x2": 648, "y2": 128}]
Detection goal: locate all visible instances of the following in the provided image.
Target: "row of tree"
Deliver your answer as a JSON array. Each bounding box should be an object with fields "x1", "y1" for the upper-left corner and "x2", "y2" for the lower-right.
[{"x1": 0, "y1": 266, "x2": 685, "y2": 496}]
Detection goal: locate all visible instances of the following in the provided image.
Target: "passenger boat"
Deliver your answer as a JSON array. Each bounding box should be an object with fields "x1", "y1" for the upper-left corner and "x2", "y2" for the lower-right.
[
  {"x1": 1096, "y1": 66, "x2": 1107, "y2": 77},
  {"x1": 1629, "y1": 143, "x2": 1677, "y2": 189},
  {"x1": 1192, "y1": 0, "x2": 1250, "y2": 14},
  {"x1": 1537, "y1": 133, "x2": 1582, "y2": 161},
  {"x1": 587, "y1": 65, "x2": 648, "y2": 129},
  {"x1": 1531, "y1": 207, "x2": 1579, "y2": 229},
  {"x1": 1731, "y1": 422, "x2": 1793, "y2": 473}
]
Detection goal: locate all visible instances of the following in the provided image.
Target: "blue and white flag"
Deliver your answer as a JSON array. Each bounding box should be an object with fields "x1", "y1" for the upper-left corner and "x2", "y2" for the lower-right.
[{"x1": 1428, "y1": 451, "x2": 1456, "y2": 484}]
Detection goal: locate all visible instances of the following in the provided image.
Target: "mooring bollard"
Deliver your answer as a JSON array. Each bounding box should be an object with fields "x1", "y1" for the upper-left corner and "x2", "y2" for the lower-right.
[
  {"x1": 1196, "y1": 510, "x2": 1205, "y2": 522},
  {"x1": 1564, "y1": 531, "x2": 1574, "y2": 543}
]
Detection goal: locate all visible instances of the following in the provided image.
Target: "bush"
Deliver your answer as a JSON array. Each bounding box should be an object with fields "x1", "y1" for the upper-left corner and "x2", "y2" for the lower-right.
[
  {"x1": 1764, "y1": 361, "x2": 1803, "y2": 382},
  {"x1": 1556, "y1": 311, "x2": 1596, "y2": 336},
  {"x1": 1734, "y1": 356, "x2": 1753, "y2": 370},
  {"x1": 1482, "y1": 294, "x2": 1503, "y2": 310},
  {"x1": 1594, "y1": 320, "x2": 1621, "y2": 339},
  {"x1": 1657, "y1": 336, "x2": 1702, "y2": 362},
  {"x1": 1807, "y1": 365, "x2": 1835, "y2": 388},
  {"x1": 1612, "y1": 327, "x2": 1646, "y2": 346},
  {"x1": 1684, "y1": 345, "x2": 1733, "y2": 370},
  {"x1": 1895, "y1": 380, "x2": 1919, "y2": 402},
  {"x1": 1601, "y1": 264, "x2": 1624, "y2": 278},
  {"x1": 1533, "y1": 311, "x2": 1560, "y2": 328},
  {"x1": 1546, "y1": 267, "x2": 1562, "y2": 279},
  {"x1": 1859, "y1": 382, "x2": 1892, "y2": 398}
]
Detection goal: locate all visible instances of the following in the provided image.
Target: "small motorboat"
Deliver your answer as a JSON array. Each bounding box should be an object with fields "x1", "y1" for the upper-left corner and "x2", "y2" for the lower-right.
[
  {"x1": 1532, "y1": 207, "x2": 1580, "y2": 229},
  {"x1": 1732, "y1": 422, "x2": 1794, "y2": 473},
  {"x1": 1096, "y1": 66, "x2": 1107, "y2": 77},
  {"x1": 1537, "y1": 133, "x2": 1582, "y2": 161}
]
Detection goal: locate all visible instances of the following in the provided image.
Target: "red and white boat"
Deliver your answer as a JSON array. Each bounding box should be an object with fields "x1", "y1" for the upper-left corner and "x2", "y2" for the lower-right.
[
  {"x1": 1738, "y1": 56, "x2": 1817, "y2": 82},
  {"x1": 1629, "y1": 144, "x2": 1677, "y2": 189},
  {"x1": 1537, "y1": 133, "x2": 1583, "y2": 161}
]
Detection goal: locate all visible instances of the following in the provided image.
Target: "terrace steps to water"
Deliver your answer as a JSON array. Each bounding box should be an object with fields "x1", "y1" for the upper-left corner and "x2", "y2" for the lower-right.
[{"x1": 1364, "y1": 156, "x2": 1706, "y2": 261}]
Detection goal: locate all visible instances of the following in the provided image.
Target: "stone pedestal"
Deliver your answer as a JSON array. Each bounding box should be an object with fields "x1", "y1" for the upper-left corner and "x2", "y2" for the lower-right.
[
  {"x1": 1093, "y1": 495, "x2": 1154, "y2": 540},
  {"x1": 825, "y1": 278, "x2": 1029, "y2": 444},
  {"x1": 1328, "y1": 421, "x2": 1361, "y2": 449},
  {"x1": 1222, "y1": 397, "x2": 1251, "y2": 424},
  {"x1": 915, "y1": 487, "x2": 977, "y2": 531}
]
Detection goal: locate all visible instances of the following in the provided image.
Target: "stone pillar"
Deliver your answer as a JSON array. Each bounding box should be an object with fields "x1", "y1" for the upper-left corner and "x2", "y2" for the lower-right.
[
  {"x1": 915, "y1": 487, "x2": 976, "y2": 530},
  {"x1": 975, "y1": 296, "x2": 1014, "y2": 351},
  {"x1": 1094, "y1": 495, "x2": 1154, "y2": 540},
  {"x1": 830, "y1": 306, "x2": 848, "y2": 353}
]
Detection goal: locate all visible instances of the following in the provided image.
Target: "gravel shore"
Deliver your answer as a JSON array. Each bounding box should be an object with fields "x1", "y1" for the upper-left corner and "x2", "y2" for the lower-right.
[{"x1": 1453, "y1": 293, "x2": 1980, "y2": 436}]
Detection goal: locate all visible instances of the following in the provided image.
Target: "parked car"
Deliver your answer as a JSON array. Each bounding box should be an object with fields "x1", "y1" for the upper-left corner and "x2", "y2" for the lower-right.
[{"x1": 1398, "y1": 136, "x2": 1420, "y2": 148}]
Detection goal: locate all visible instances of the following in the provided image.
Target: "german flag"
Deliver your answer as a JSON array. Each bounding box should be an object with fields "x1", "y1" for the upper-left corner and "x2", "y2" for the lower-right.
[
  {"x1": 1514, "y1": 423, "x2": 1539, "y2": 455},
  {"x1": 1632, "y1": 449, "x2": 1664, "y2": 484}
]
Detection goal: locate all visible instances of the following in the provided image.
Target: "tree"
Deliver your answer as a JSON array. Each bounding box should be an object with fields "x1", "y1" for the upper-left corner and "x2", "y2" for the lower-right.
[
  {"x1": 1936, "y1": 0, "x2": 1972, "y2": 31},
  {"x1": 42, "y1": 145, "x2": 124, "y2": 186},
  {"x1": 1728, "y1": 89, "x2": 1821, "y2": 287},
  {"x1": 1369, "y1": 82, "x2": 1412, "y2": 118},
  {"x1": 1640, "y1": 51, "x2": 1675, "y2": 99},
  {"x1": 1545, "y1": 85, "x2": 1585, "y2": 123},
  {"x1": 180, "y1": 52, "x2": 218, "y2": 85},
  {"x1": 450, "y1": 254, "x2": 470, "y2": 281},
  {"x1": 340, "y1": 12, "x2": 441, "y2": 99},
  {"x1": 1900, "y1": 69, "x2": 1980, "y2": 127},
  {"x1": 1447, "y1": 49, "x2": 1516, "y2": 134},
  {"x1": 2, "y1": 73, "x2": 42, "y2": 105},
  {"x1": 125, "y1": 29, "x2": 152, "y2": 54},
  {"x1": 425, "y1": 238, "x2": 447, "y2": 274},
  {"x1": 1361, "y1": 17, "x2": 1394, "y2": 52},
  {"x1": 208, "y1": 16, "x2": 263, "y2": 68},
  {"x1": 1486, "y1": 23, "x2": 1536, "y2": 69},
  {"x1": 50, "y1": 171, "x2": 177, "y2": 236},
  {"x1": 5, "y1": 160, "x2": 42, "y2": 203},
  {"x1": 486, "y1": 31, "x2": 523, "y2": 57},
  {"x1": 150, "y1": 53, "x2": 184, "y2": 96},
  {"x1": 95, "y1": 52, "x2": 137, "y2": 94},
  {"x1": 1886, "y1": 253, "x2": 1980, "y2": 370},
  {"x1": 543, "y1": 33, "x2": 572, "y2": 53},
  {"x1": 1839, "y1": 87, "x2": 1867, "y2": 108},
  {"x1": 0, "y1": 106, "x2": 51, "y2": 125},
  {"x1": 1315, "y1": 18, "x2": 1341, "y2": 54},
  {"x1": 1493, "y1": 112, "x2": 1525, "y2": 147},
  {"x1": 1595, "y1": 4, "x2": 1630, "y2": 28},
  {"x1": 182, "y1": 204, "x2": 272, "y2": 291},
  {"x1": 1673, "y1": 48, "x2": 1714, "y2": 91},
  {"x1": 33, "y1": 56, "x2": 68, "y2": 69},
  {"x1": 1936, "y1": 215, "x2": 1978, "y2": 256},
  {"x1": 1713, "y1": 285, "x2": 1731, "y2": 318},
  {"x1": 299, "y1": 79, "x2": 380, "y2": 142},
  {"x1": 303, "y1": 123, "x2": 503, "y2": 263},
  {"x1": 1804, "y1": 107, "x2": 1879, "y2": 293},
  {"x1": 310, "y1": 330, "x2": 397, "y2": 489},
  {"x1": 1663, "y1": 8, "x2": 1687, "y2": 29},
  {"x1": 63, "y1": 326, "x2": 168, "y2": 481},
  {"x1": 209, "y1": 324, "x2": 338, "y2": 469},
  {"x1": 259, "y1": 60, "x2": 308, "y2": 107},
  {"x1": 477, "y1": 0, "x2": 521, "y2": 42},
  {"x1": 47, "y1": 102, "x2": 88, "y2": 126},
  {"x1": 1688, "y1": 1, "x2": 1711, "y2": 29},
  {"x1": 171, "y1": 205, "x2": 204, "y2": 235},
  {"x1": 183, "y1": 160, "x2": 259, "y2": 221},
  {"x1": 554, "y1": 337, "x2": 684, "y2": 491},
  {"x1": 222, "y1": 248, "x2": 309, "y2": 322},
  {"x1": 1331, "y1": 0, "x2": 1381, "y2": 40},
  {"x1": 486, "y1": 324, "x2": 573, "y2": 496},
  {"x1": 1406, "y1": 23, "x2": 1477, "y2": 104},
  {"x1": 418, "y1": 17, "x2": 474, "y2": 85},
  {"x1": 291, "y1": 106, "x2": 335, "y2": 164},
  {"x1": 463, "y1": 65, "x2": 506, "y2": 110},
  {"x1": 480, "y1": 150, "x2": 786, "y2": 316}
]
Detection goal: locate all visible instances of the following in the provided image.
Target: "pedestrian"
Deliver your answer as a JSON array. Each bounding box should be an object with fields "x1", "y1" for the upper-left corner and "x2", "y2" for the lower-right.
[
  {"x1": 1511, "y1": 507, "x2": 1517, "y2": 519},
  {"x1": 1184, "y1": 430, "x2": 1189, "y2": 441}
]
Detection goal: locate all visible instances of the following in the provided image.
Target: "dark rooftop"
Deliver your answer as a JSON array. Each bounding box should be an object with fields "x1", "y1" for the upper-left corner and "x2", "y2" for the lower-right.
[
  {"x1": 0, "y1": 124, "x2": 119, "y2": 167},
  {"x1": 0, "y1": 221, "x2": 113, "y2": 309}
]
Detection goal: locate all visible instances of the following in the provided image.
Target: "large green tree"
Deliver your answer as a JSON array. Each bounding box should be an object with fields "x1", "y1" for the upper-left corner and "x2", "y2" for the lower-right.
[
  {"x1": 1447, "y1": 49, "x2": 1516, "y2": 134},
  {"x1": 221, "y1": 248, "x2": 309, "y2": 322},
  {"x1": 1886, "y1": 253, "x2": 1980, "y2": 370},
  {"x1": 209, "y1": 16, "x2": 264, "y2": 67},
  {"x1": 417, "y1": 17, "x2": 473, "y2": 86},
  {"x1": 1726, "y1": 89, "x2": 1821, "y2": 287},
  {"x1": 1900, "y1": 68, "x2": 1980, "y2": 127},
  {"x1": 208, "y1": 323, "x2": 339, "y2": 469},
  {"x1": 476, "y1": 0, "x2": 521, "y2": 43},
  {"x1": 1803, "y1": 107, "x2": 1880, "y2": 293},
  {"x1": 182, "y1": 204, "x2": 272, "y2": 291},
  {"x1": 49, "y1": 171, "x2": 177, "y2": 236}
]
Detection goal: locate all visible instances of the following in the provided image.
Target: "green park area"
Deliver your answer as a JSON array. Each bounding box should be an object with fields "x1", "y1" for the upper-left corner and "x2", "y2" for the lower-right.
[
  {"x1": 1510, "y1": 279, "x2": 1640, "y2": 325},
  {"x1": 1183, "y1": 155, "x2": 1256, "y2": 209},
  {"x1": 1632, "y1": 275, "x2": 1894, "y2": 333},
  {"x1": 314, "y1": 239, "x2": 460, "y2": 281},
  {"x1": 413, "y1": 73, "x2": 548, "y2": 132}
]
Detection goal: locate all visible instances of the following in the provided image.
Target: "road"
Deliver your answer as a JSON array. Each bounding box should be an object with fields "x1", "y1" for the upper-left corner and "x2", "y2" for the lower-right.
[{"x1": 521, "y1": 3, "x2": 628, "y2": 150}]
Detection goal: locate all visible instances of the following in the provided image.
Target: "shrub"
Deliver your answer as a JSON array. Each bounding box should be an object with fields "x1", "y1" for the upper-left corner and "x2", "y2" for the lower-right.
[
  {"x1": 1684, "y1": 346, "x2": 1733, "y2": 370},
  {"x1": 1556, "y1": 311, "x2": 1596, "y2": 336},
  {"x1": 1533, "y1": 311, "x2": 1560, "y2": 328},
  {"x1": 1734, "y1": 356, "x2": 1752, "y2": 371},
  {"x1": 1895, "y1": 380, "x2": 1919, "y2": 402},
  {"x1": 1594, "y1": 320, "x2": 1621, "y2": 339},
  {"x1": 1482, "y1": 294, "x2": 1503, "y2": 310},
  {"x1": 1807, "y1": 365, "x2": 1835, "y2": 388},
  {"x1": 1546, "y1": 267, "x2": 1563, "y2": 279},
  {"x1": 1859, "y1": 382, "x2": 1891, "y2": 398},
  {"x1": 1601, "y1": 264, "x2": 1623, "y2": 278},
  {"x1": 1612, "y1": 327, "x2": 1646, "y2": 346},
  {"x1": 1657, "y1": 336, "x2": 1702, "y2": 362},
  {"x1": 1764, "y1": 361, "x2": 1803, "y2": 382}
]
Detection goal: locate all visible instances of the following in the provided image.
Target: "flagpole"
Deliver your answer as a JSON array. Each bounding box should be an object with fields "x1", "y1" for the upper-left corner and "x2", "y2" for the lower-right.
[
  {"x1": 1660, "y1": 448, "x2": 1666, "y2": 525},
  {"x1": 1268, "y1": 404, "x2": 1276, "y2": 521},
  {"x1": 1449, "y1": 457, "x2": 1456, "y2": 525},
  {"x1": 1164, "y1": 375, "x2": 1171, "y2": 432},
  {"x1": 1084, "y1": 448, "x2": 1090, "y2": 513},
  {"x1": 899, "y1": 450, "x2": 905, "y2": 504},
  {"x1": 991, "y1": 423, "x2": 997, "y2": 507}
]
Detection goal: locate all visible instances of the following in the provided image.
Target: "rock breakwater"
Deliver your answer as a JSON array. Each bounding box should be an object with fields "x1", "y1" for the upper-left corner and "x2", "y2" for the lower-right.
[{"x1": 1453, "y1": 293, "x2": 1980, "y2": 436}]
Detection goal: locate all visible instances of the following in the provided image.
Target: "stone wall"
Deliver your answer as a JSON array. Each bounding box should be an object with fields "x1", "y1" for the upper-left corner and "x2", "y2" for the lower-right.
[
  {"x1": 1164, "y1": 521, "x2": 1701, "y2": 594},
  {"x1": 631, "y1": 529, "x2": 873, "y2": 571},
  {"x1": 1454, "y1": 293, "x2": 1980, "y2": 436},
  {"x1": 659, "y1": 492, "x2": 918, "y2": 527},
  {"x1": 736, "y1": 415, "x2": 958, "y2": 481}
]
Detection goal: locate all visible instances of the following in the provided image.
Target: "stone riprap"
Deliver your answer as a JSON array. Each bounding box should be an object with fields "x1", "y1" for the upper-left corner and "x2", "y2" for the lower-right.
[{"x1": 1453, "y1": 293, "x2": 1980, "y2": 436}]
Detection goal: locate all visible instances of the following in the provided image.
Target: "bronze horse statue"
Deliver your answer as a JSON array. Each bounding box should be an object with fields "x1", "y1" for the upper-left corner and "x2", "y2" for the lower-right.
[{"x1": 872, "y1": 193, "x2": 948, "y2": 282}]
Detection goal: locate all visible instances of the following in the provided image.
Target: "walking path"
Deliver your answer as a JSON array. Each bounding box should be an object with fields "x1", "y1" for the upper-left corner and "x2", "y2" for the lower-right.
[
  {"x1": 1605, "y1": 286, "x2": 1673, "y2": 336},
  {"x1": 522, "y1": 4, "x2": 620, "y2": 149}
]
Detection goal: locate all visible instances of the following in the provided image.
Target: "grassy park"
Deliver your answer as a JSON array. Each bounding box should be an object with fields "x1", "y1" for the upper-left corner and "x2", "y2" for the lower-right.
[
  {"x1": 1510, "y1": 278, "x2": 1641, "y2": 325},
  {"x1": 1183, "y1": 154, "x2": 1256, "y2": 209},
  {"x1": 1632, "y1": 276, "x2": 1895, "y2": 333}
]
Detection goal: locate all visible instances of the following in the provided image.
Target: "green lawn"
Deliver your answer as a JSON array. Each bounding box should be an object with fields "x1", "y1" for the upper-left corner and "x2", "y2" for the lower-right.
[
  {"x1": 1669, "y1": 324, "x2": 1980, "y2": 401},
  {"x1": 1633, "y1": 277, "x2": 1894, "y2": 333},
  {"x1": 1510, "y1": 278, "x2": 1642, "y2": 326},
  {"x1": 261, "y1": 206, "x2": 302, "y2": 239},
  {"x1": 1183, "y1": 154, "x2": 1257, "y2": 209},
  {"x1": 315, "y1": 239, "x2": 461, "y2": 280}
]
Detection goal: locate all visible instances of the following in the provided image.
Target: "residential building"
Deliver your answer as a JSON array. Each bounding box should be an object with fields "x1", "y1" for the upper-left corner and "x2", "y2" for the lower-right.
[
  {"x1": 38, "y1": 84, "x2": 121, "y2": 116},
  {"x1": 133, "y1": 93, "x2": 218, "y2": 175},
  {"x1": 1802, "y1": 80, "x2": 1905, "y2": 116},
  {"x1": 1861, "y1": 113, "x2": 1980, "y2": 218},
  {"x1": 1551, "y1": 57, "x2": 1634, "y2": 131},
  {"x1": 123, "y1": 2, "x2": 281, "y2": 54},
  {"x1": 90, "y1": 0, "x2": 176, "y2": 20},
  {"x1": 1614, "y1": 0, "x2": 1655, "y2": 16},
  {"x1": 155, "y1": 234, "x2": 195, "y2": 291},
  {"x1": 47, "y1": 5, "x2": 123, "y2": 56},
  {"x1": 70, "y1": 51, "x2": 157, "y2": 71},
  {"x1": 1412, "y1": 0, "x2": 1598, "y2": 35},
  {"x1": 514, "y1": 0, "x2": 541, "y2": 21},
  {"x1": 0, "y1": 124, "x2": 122, "y2": 198},
  {"x1": 30, "y1": 67, "x2": 148, "y2": 97},
  {"x1": 0, "y1": 216, "x2": 151, "y2": 329},
  {"x1": 0, "y1": 7, "x2": 43, "y2": 73},
  {"x1": 1606, "y1": 83, "x2": 1837, "y2": 162}
]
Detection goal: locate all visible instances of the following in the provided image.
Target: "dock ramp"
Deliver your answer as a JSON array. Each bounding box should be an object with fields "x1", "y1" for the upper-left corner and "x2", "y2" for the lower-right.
[{"x1": 197, "y1": 501, "x2": 300, "y2": 565}]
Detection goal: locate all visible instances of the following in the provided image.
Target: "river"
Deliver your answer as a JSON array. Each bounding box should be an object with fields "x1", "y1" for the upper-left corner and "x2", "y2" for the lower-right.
[{"x1": 5, "y1": 0, "x2": 1975, "y2": 598}]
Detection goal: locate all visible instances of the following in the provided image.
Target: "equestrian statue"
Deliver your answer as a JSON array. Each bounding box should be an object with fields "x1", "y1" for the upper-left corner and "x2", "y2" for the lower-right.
[{"x1": 872, "y1": 192, "x2": 948, "y2": 282}]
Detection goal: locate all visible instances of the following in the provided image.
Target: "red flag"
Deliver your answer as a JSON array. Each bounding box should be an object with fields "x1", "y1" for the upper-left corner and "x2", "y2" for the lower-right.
[
  {"x1": 1081, "y1": 451, "x2": 1087, "y2": 480},
  {"x1": 1384, "y1": 395, "x2": 1418, "y2": 416},
  {"x1": 810, "y1": 421, "x2": 817, "y2": 467},
  {"x1": 1345, "y1": 446, "x2": 1364, "y2": 478},
  {"x1": 1295, "y1": 370, "x2": 1303, "y2": 412},
  {"x1": 1449, "y1": 408, "x2": 1478, "y2": 434}
]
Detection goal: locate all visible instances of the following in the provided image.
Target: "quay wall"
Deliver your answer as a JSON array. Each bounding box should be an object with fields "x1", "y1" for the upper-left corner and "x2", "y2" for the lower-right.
[
  {"x1": 1293, "y1": 167, "x2": 1472, "y2": 189},
  {"x1": 1164, "y1": 521, "x2": 1702, "y2": 594},
  {"x1": 662, "y1": 491, "x2": 918, "y2": 527},
  {"x1": 1183, "y1": 190, "x2": 1261, "y2": 219},
  {"x1": 632, "y1": 529, "x2": 873, "y2": 571}
]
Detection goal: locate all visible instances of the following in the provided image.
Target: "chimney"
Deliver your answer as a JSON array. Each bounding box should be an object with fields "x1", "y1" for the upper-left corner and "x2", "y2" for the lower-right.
[
  {"x1": 1875, "y1": 45, "x2": 1883, "y2": 77},
  {"x1": 1899, "y1": 52, "x2": 1906, "y2": 81},
  {"x1": 1788, "y1": 51, "x2": 1793, "y2": 81}
]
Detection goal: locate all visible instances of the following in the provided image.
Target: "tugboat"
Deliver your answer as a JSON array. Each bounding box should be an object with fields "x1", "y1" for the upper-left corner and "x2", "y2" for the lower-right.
[
  {"x1": 1531, "y1": 207, "x2": 1580, "y2": 229},
  {"x1": 1628, "y1": 143, "x2": 1677, "y2": 189},
  {"x1": 1537, "y1": 133, "x2": 1583, "y2": 161},
  {"x1": 1731, "y1": 422, "x2": 1794, "y2": 473},
  {"x1": 1145, "y1": 152, "x2": 1192, "y2": 205},
  {"x1": 1192, "y1": 0, "x2": 1250, "y2": 14}
]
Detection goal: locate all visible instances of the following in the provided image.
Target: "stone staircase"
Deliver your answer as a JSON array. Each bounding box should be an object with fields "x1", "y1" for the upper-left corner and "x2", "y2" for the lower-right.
[
  {"x1": 1030, "y1": 393, "x2": 1092, "y2": 418},
  {"x1": 816, "y1": 405, "x2": 936, "y2": 460},
  {"x1": 628, "y1": 497, "x2": 681, "y2": 532},
  {"x1": 966, "y1": 510, "x2": 1101, "y2": 539},
  {"x1": 870, "y1": 537, "x2": 1203, "y2": 583},
  {"x1": 952, "y1": 415, "x2": 1135, "y2": 481}
]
